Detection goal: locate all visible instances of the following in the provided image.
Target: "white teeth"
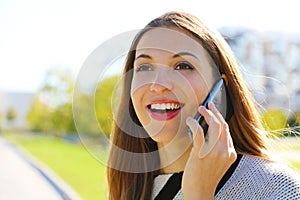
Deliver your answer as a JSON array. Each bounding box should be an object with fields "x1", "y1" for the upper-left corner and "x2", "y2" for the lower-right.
[
  {"x1": 167, "y1": 103, "x2": 171, "y2": 109},
  {"x1": 150, "y1": 103, "x2": 180, "y2": 110}
]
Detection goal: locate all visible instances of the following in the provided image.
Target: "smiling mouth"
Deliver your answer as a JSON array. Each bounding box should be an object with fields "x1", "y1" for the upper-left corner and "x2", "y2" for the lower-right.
[
  {"x1": 147, "y1": 103, "x2": 181, "y2": 113},
  {"x1": 147, "y1": 102, "x2": 183, "y2": 121}
]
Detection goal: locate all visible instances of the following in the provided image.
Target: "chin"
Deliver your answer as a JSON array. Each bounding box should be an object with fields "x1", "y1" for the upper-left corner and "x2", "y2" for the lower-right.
[
  {"x1": 150, "y1": 134, "x2": 175, "y2": 144},
  {"x1": 149, "y1": 129, "x2": 188, "y2": 145},
  {"x1": 145, "y1": 127, "x2": 174, "y2": 143}
]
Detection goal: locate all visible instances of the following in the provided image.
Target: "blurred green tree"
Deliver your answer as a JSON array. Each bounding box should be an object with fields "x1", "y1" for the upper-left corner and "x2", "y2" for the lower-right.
[
  {"x1": 0, "y1": 110, "x2": 3, "y2": 132},
  {"x1": 27, "y1": 68, "x2": 76, "y2": 135},
  {"x1": 73, "y1": 93, "x2": 100, "y2": 135},
  {"x1": 95, "y1": 75, "x2": 120, "y2": 136},
  {"x1": 6, "y1": 107, "x2": 18, "y2": 122},
  {"x1": 0, "y1": 110, "x2": 3, "y2": 121},
  {"x1": 27, "y1": 68, "x2": 120, "y2": 137},
  {"x1": 27, "y1": 97, "x2": 53, "y2": 132}
]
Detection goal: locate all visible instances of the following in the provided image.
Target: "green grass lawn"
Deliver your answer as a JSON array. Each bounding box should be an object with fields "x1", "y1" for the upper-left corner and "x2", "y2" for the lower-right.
[
  {"x1": 3, "y1": 132, "x2": 107, "y2": 200},
  {"x1": 2, "y1": 132, "x2": 300, "y2": 200},
  {"x1": 269, "y1": 137, "x2": 300, "y2": 170}
]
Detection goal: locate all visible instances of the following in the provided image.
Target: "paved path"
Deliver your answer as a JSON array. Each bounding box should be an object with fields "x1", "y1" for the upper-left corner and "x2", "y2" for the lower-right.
[{"x1": 0, "y1": 136, "x2": 82, "y2": 200}]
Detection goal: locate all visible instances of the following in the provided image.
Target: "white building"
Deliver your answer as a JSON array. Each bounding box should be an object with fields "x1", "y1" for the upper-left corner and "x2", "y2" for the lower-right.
[
  {"x1": 0, "y1": 91, "x2": 34, "y2": 130},
  {"x1": 219, "y1": 27, "x2": 300, "y2": 114}
]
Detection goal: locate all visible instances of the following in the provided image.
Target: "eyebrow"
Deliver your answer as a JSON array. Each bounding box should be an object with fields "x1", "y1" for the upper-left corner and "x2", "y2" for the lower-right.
[
  {"x1": 134, "y1": 51, "x2": 198, "y2": 61},
  {"x1": 135, "y1": 54, "x2": 152, "y2": 60},
  {"x1": 172, "y1": 52, "x2": 198, "y2": 59}
]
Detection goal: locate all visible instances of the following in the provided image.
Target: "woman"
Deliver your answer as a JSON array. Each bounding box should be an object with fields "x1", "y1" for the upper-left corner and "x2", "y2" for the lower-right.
[{"x1": 107, "y1": 11, "x2": 300, "y2": 199}]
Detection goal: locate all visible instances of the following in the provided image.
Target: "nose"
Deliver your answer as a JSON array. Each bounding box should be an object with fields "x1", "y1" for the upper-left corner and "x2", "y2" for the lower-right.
[{"x1": 150, "y1": 67, "x2": 173, "y2": 93}]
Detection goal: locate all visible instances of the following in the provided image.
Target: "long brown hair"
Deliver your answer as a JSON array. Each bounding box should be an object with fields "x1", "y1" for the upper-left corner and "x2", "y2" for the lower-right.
[{"x1": 107, "y1": 11, "x2": 269, "y2": 200}]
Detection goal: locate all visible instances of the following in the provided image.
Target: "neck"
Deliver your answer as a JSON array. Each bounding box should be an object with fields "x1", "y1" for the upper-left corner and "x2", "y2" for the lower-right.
[{"x1": 158, "y1": 136, "x2": 192, "y2": 174}]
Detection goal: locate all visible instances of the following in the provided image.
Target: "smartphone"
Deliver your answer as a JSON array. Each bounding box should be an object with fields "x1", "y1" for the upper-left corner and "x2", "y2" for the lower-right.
[{"x1": 187, "y1": 78, "x2": 224, "y2": 145}]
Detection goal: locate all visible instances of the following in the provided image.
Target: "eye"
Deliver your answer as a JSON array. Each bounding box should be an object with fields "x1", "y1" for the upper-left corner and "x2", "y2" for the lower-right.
[
  {"x1": 175, "y1": 62, "x2": 194, "y2": 70},
  {"x1": 135, "y1": 63, "x2": 153, "y2": 72}
]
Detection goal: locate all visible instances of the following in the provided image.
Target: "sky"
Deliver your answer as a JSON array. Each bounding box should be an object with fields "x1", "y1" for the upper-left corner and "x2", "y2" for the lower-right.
[{"x1": 1, "y1": 0, "x2": 300, "y2": 93}]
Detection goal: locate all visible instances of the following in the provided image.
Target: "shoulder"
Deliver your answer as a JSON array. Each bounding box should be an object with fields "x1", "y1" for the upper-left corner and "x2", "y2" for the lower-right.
[
  {"x1": 245, "y1": 155, "x2": 300, "y2": 198},
  {"x1": 216, "y1": 154, "x2": 300, "y2": 199},
  {"x1": 241, "y1": 154, "x2": 300, "y2": 180}
]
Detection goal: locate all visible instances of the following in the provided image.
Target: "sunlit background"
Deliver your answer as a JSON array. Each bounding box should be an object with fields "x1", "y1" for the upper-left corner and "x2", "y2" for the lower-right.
[
  {"x1": 1, "y1": 0, "x2": 300, "y2": 92},
  {"x1": 1, "y1": 0, "x2": 300, "y2": 199}
]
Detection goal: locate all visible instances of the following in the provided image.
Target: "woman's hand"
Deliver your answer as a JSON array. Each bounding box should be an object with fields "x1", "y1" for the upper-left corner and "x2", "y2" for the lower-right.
[{"x1": 182, "y1": 102, "x2": 237, "y2": 200}]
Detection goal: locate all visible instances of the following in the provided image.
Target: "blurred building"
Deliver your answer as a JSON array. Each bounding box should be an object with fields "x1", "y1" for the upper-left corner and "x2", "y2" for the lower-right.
[
  {"x1": 0, "y1": 91, "x2": 34, "y2": 130},
  {"x1": 1, "y1": 27, "x2": 300, "y2": 131},
  {"x1": 220, "y1": 27, "x2": 300, "y2": 114}
]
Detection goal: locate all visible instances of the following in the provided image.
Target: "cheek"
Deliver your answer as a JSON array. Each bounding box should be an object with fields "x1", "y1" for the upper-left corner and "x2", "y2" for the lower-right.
[
  {"x1": 130, "y1": 85, "x2": 150, "y2": 124},
  {"x1": 131, "y1": 86, "x2": 144, "y2": 110},
  {"x1": 131, "y1": 71, "x2": 155, "y2": 92},
  {"x1": 186, "y1": 76, "x2": 209, "y2": 105},
  {"x1": 131, "y1": 75, "x2": 146, "y2": 104}
]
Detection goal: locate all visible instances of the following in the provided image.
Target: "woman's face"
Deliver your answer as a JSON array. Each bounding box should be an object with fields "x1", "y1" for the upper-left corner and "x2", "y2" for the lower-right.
[{"x1": 130, "y1": 27, "x2": 219, "y2": 144}]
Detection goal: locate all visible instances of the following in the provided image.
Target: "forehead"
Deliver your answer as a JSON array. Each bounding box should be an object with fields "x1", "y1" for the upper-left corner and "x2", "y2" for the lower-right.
[{"x1": 136, "y1": 27, "x2": 208, "y2": 57}]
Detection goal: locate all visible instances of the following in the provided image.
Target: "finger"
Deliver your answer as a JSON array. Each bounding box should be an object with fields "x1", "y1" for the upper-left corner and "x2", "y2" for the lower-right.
[
  {"x1": 198, "y1": 117, "x2": 222, "y2": 158},
  {"x1": 219, "y1": 123, "x2": 237, "y2": 163},
  {"x1": 198, "y1": 106, "x2": 213, "y2": 126},
  {"x1": 186, "y1": 117, "x2": 205, "y2": 153},
  {"x1": 208, "y1": 101, "x2": 232, "y2": 146},
  {"x1": 198, "y1": 106, "x2": 222, "y2": 158},
  {"x1": 219, "y1": 122, "x2": 235, "y2": 149},
  {"x1": 198, "y1": 105, "x2": 222, "y2": 143},
  {"x1": 207, "y1": 102, "x2": 235, "y2": 150},
  {"x1": 208, "y1": 102, "x2": 226, "y2": 124}
]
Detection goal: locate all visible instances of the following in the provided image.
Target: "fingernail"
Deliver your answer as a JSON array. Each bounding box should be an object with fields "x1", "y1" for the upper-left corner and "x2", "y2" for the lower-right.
[
  {"x1": 210, "y1": 102, "x2": 218, "y2": 111},
  {"x1": 199, "y1": 105, "x2": 205, "y2": 111}
]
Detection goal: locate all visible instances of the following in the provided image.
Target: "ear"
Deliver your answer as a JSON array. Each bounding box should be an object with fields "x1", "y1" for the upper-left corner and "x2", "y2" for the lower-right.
[{"x1": 221, "y1": 74, "x2": 228, "y2": 86}]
